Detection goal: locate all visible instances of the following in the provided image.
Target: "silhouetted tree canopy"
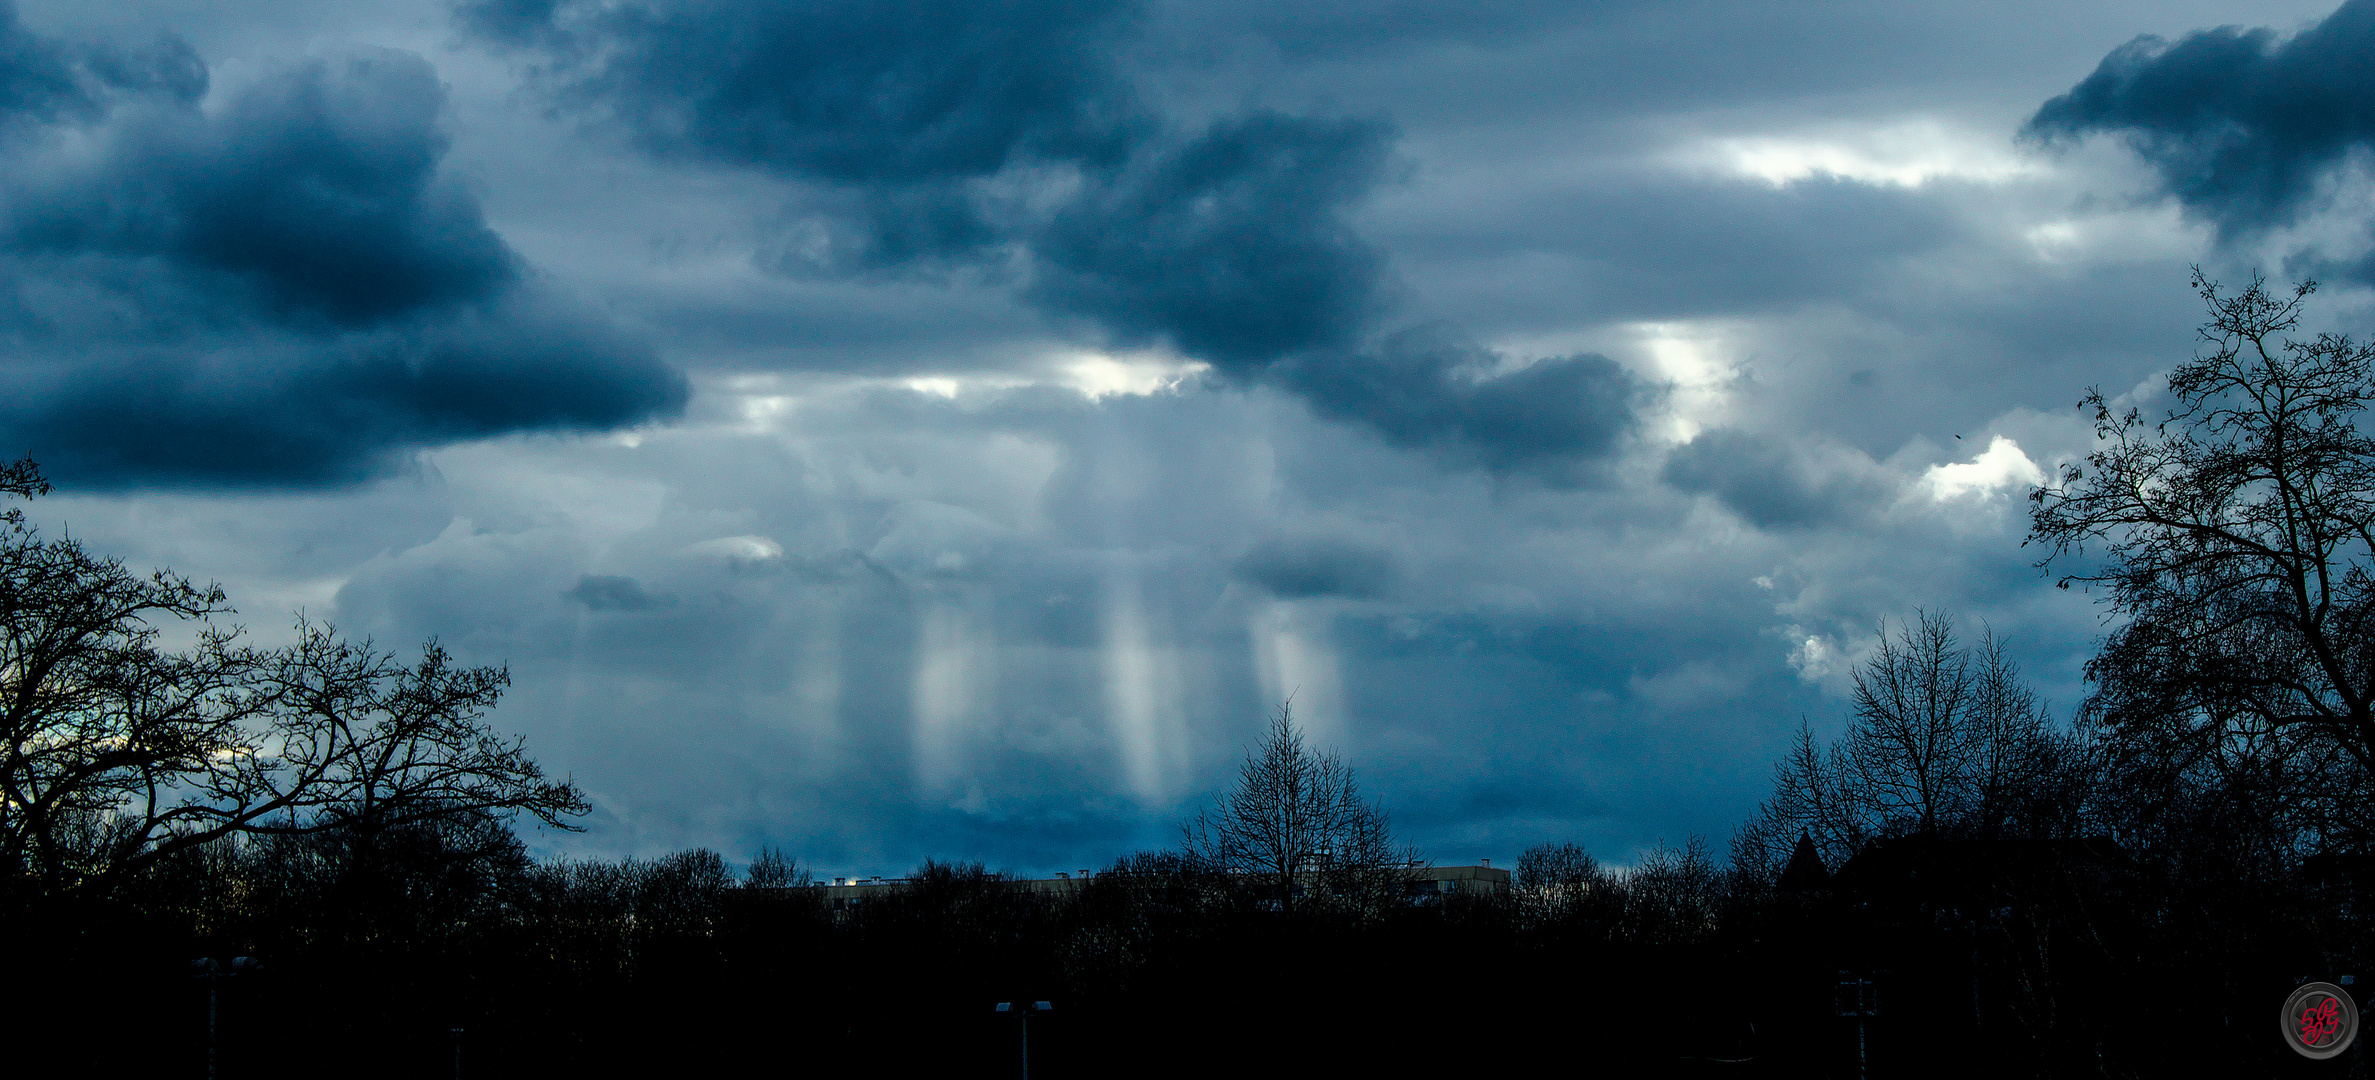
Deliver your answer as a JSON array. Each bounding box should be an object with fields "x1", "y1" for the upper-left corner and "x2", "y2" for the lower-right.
[
  {"x1": 2032, "y1": 271, "x2": 2375, "y2": 783},
  {"x1": 1182, "y1": 703, "x2": 1411, "y2": 916},
  {"x1": 1736, "y1": 612, "x2": 2086, "y2": 875},
  {"x1": 0, "y1": 460, "x2": 586, "y2": 904}
]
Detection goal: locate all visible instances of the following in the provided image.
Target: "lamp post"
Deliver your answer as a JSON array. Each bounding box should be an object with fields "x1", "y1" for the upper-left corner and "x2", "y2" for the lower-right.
[
  {"x1": 1836, "y1": 970, "x2": 1880, "y2": 1080},
  {"x1": 191, "y1": 957, "x2": 261, "y2": 1080},
  {"x1": 994, "y1": 1000, "x2": 1052, "y2": 1079}
]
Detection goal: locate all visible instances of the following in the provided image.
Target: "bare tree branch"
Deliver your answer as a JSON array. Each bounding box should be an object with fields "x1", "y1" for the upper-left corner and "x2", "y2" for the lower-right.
[
  {"x1": 0, "y1": 472, "x2": 586, "y2": 902},
  {"x1": 1182, "y1": 704, "x2": 1414, "y2": 916}
]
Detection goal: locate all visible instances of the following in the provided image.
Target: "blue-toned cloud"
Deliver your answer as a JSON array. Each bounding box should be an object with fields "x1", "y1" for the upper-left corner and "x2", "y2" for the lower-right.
[
  {"x1": 0, "y1": 300, "x2": 686, "y2": 487},
  {"x1": 1029, "y1": 111, "x2": 1393, "y2": 370},
  {"x1": 461, "y1": 0, "x2": 1146, "y2": 272},
  {"x1": 1217, "y1": 0, "x2": 1591, "y2": 61},
  {"x1": 2027, "y1": 0, "x2": 2375, "y2": 239},
  {"x1": 1233, "y1": 533, "x2": 1396, "y2": 599},
  {"x1": 565, "y1": 573, "x2": 673, "y2": 611},
  {"x1": 462, "y1": 1, "x2": 1430, "y2": 433},
  {"x1": 0, "y1": 0, "x2": 202, "y2": 128},
  {"x1": 0, "y1": 30, "x2": 687, "y2": 488},
  {"x1": 1274, "y1": 329, "x2": 1658, "y2": 479},
  {"x1": 462, "y1": 0, "x2": 1143, "y2": 185},
  {"x1": 11, "y1": 52, "x2": 517, "y2": 324},
  {"x1": 1662, "y1": 429, "x2": 1898, "y2": 529}
]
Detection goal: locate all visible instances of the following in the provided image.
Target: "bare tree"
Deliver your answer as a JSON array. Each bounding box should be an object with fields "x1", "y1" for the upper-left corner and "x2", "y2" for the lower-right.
[
  {"x1": 1513, "y1": 841, "x2": 1601, "y2": 895},
  {"x1": 1184, "y1": 704, "x2": 1411, "y2": 916},
  {"x1": 1737, "y1": 718, "x2": 1869, "y2": 876},
  {"x1": 2029, "y1": 271, "x2": 2375, "y2": 780},
  {"x1": 1849, "y1": 611, "x2": 1981, "y2": 836},
  {"x1": 0, "y1": 462, "x2": 586, "y2": 902},
  {"x1": 1514, "y1": 841, "x2": 1612, "y2": 928},
  {"x1": 1618, "y1": 836, "x2": 1723, "y2": 948},
  {"x1": 743, "y1": 845, "x2": 810, "y2": 889},
  {"x1": 1739, "y1": 613, "x2": 2081, "y2": 873}
]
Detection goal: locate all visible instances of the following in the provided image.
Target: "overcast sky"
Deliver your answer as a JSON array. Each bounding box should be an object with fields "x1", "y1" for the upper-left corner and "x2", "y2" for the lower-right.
[{"x1": 3, "y1": 0, "x2": 2368, "y2": 875}]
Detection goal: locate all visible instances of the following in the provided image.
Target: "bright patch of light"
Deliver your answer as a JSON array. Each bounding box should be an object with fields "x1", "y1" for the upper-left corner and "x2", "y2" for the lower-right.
[
  {"x1": 1057, "y1": 351, "x2": 1208, "y2": 399},
  {"x1": 1924, "y1": 436, "x2": 2045, "y2": 500},
  {"x1": 2020, "y1": 202, "x2": 2198, "y2": 265},
  {"x1": 737, "y1": 392, "x2": 795, "y2": 432},
  {"x1": 1788, "y1": 633, "x2": 1839, "y2": 683},
  {"x1": 1627, "y1": 321, "x2": 1738, "y2": 444},
  {"x1": 1496, "y1": 320, "x2": 1736, "y2": 443},
  {"x1": 2023, "y1": 220, "x2": 2082, "y2": 256},
  {"x1": 903, "y1": 376, "x2": 967, "y2": 398},
  {"x1": 1688, "y1": 119, "x2": 2034, "y2": 189},
  {"x1": 680, "y1": 535, "x2": 784, "y2": 562}
]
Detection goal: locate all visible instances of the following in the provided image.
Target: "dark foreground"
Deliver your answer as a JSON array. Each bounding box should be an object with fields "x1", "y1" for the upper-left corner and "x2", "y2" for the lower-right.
[{"x1": 16, "y1": 833, "x2": 2375, "y2": 1080}]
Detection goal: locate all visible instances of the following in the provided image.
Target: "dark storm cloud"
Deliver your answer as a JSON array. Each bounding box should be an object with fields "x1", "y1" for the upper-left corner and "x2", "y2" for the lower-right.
[
  {"x1": 1214, "y1": 0, "x2": 1589, "y2": 60},
  {"x1": 1273, "y1": 329, "x2": 1658, "y2": 478},
  {"x1": 461, "y1": 0, "x2": 1145, "y2": 270},
  {"x1": 1661, "y1": 429, "x2": 1895, "y2": 529},
  {"x1": 0, "y1": 35, "x2": 687, "y2": 488},
  {"x1": 460, "y1": 0, "x2": 1144, "y2": 184},
  {"x1": 9, "y1": 53, "x2": 517, "y2": 324},
  {"x1": 1028, "y1": 111, "x2": 1393, "y2": 371},
  {"x1": 460, "y1": 0, "x2": 1398, "y2": 373},
  {"x1": 1232, "y1": 534, "x2": 1395, "y2": 599},
  {"x1": 0, "y1": 298, "x2": 685, "y2": 487},
  {"x1": 759, "y1": 183, "x2": 1009, "y2": 275},
  {"x1": 2026, "y1": 0, "x2": 2375, "y2": 238}
]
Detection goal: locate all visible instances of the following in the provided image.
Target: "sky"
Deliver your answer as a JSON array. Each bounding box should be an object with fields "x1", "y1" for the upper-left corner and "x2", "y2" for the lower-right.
[{"x1": 3, "y1": 0, "x2": 2370, "y2": 876}]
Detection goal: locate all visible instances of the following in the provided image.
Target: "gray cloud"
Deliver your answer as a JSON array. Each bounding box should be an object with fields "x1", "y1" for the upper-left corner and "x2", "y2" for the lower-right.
[
  {"x1": 1218, "y1": 0, "x2": 1592, "y2": 61},
  {"x1": 0, "y1": 34, "x2": 687, "y2": 488},
  {"x1": 0, "y1": 0, "x2": 201, "y2": 128},
  {"x1": 1383, "y1": 172, "x2": 1971, "y2": 339},
  {"x1": 1233, "y1": 533, "x2": 1395, "y2": 599},
  {"x1": 0, "y1": 299, "x2": 685, "y2": 488},
  {"x1": 1274, "y1": 329, "x2": 1659, "y2": 479},
  {"x1": 1028, "y1": 110, "x2": 1393, "y2": 370},
  {"x1": 461, "y1": 0, "x2": 1144, "y2": 185},
  {"x1": 461, "y1": 0, "x2": 1398, "y2": 380},
  {"x1": 10, "y1": 52, "x2": 517, "y2": 324},
  {"x1": 2027, "y1": 0, "x2": 2375, "y2": 240},
  {"x1": 564, "y1": 573, "x2": 672, "y2": 611},
  {"x1": 461, "y1": 0, "x2": 1146, "y2": 273},
  {"x1": 1662, "y1": 429, "x2": 1897, "y2": 529}
]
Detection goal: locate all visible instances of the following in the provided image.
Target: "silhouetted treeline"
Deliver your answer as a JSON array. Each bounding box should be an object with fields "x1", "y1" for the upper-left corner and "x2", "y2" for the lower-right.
[
  {"x1": 22, "y1": 615, "x2": 2375, "y2": 1077},
  {"x1": 30, "y1": 762, "x2": 2364, "y2": 1080},
  {"x1": 17, "y1": 670, "x2": 2375, "y2": 1080}
]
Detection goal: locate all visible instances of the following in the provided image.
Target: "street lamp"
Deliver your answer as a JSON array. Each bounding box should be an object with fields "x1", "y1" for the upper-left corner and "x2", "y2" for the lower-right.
[
  {"x1": 994, "y1": 1000, "x2": 1053, "y2": 1079},
  {"x1": 1836, "y1": 970, "x2": 1880, "y2": 1080},
  {"x1": 191, "y1": 956, "x2": 261, "y2": 1080}
]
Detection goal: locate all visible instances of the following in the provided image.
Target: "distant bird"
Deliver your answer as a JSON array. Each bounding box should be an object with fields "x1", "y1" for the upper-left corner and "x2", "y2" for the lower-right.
[{"x1": 1955, "y1": 434, "x2": 1963, "y2": 440}]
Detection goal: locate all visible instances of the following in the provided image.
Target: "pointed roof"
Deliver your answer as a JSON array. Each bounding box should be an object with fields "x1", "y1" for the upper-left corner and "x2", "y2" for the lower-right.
[{"x1": 1778, "y1": 831, "x2": 1829, "y2": 893}]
